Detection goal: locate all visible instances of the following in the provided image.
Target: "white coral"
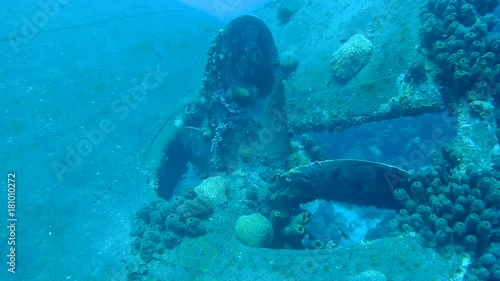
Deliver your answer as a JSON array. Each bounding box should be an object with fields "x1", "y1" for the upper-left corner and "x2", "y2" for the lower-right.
[
  {"x1": 331, "y1": 34, "x2": 373, "y2": 80},
  {"x1": 194, "y1": 176, "x2": 228, "y2": 209}
]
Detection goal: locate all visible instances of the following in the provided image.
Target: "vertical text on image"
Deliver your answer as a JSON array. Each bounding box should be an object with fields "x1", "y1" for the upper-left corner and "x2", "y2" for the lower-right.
[{"x1": 6, "y1": 173, "x2": 17, "y2": 274}]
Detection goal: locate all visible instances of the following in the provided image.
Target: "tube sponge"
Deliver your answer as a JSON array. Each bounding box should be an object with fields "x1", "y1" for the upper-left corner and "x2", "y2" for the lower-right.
[
  {"x1": 309, "y1": 239, "x2": 325, "y2": 250},
  {"x1": 417, "y1": 204, "x2": 433, "y2": 218},
  {"x1": 481, "y1": 14, "x2": 497, "y2": 31},
  {"x1": 470, "y1": 199, "x2": 486, "y2": 214},
  {"x1": 163, "y1": 231, "x2": 181, "y2": 249},
  {"x1": 269, "y1": 210, "x2": 288, "y2": 228},
  {"x1": 485, "y1": 189, "x2": 500, "y2": 207},
  {"x1": 465, "y1": 213, "x2": 480, "y2": 232},
  {"x1": 452, "y1": 204, "x2": 466, "y2": 222},
  {"x1": 387, "y1": 219, "x2": 400, "y2": 235},
  {"x1": 435, "y1": 227, "x2": 452, "y2": 247},
  {"x1": 411, "y1": 182, "x2": 425, "y2": 203},
  {"x1": 130, "y1": 219, "x2": 148, "y2": 238},
  {"x1": 476, "y1": 221, "x2": 492, "y2": 240},
  {"x1": 139, "y1": 240, "x2": 157, "y2": 262},
  {"x1": 453, "y1": 222, "x2": 467, "y2": 240},
  {"x1": 283, "y1": 223, "x2": 306, "y2": 237},
  {"x1": 478, "y1": 253, "x2": 497, "y2": 268},
  {"x1": 175, "y1": 199, "x2": 211, "y2": 220},
  {"x1": 149, "y1": 211, "x2": 163, "y2": 229},
  {"x1": 464, "y1": 234, "x2": 478, "y2": 251},
  {"x1": 473, "y1": 267, "x2": 491, "y2": 280},
  {"x1": 234, "y1": 213, "x2": 274, "y2": 248},
  {"x1": 406, "y1": 200, "x2": 418, "y2": 214},
  {"x1": 394, "y1": 188, "x2": 410, "y2": 206},
  {"x1": 142, "y1": 228, "x2": 162, "y2": 243},
  {"x1": 292, "y1": 212, "x2": 312, "y2": 225},
  {"x1": 434, "y1": 0, "x2": 447, "y2": 16},
  {"x1": 183, "y1": 217, "x2": 206, "y2": 237},
  {"x1": 459, "y1": 4, "x2": 477, "y2": 26},
  {"x1": 330, "y1": 34, "x2": 373, "y2": 81},
  {"x1": 434, "y1": 217, "x2": 448, "y2": 232},
  {"x1": 165, "y1": 213, "x2": 184, "y2": 233}
]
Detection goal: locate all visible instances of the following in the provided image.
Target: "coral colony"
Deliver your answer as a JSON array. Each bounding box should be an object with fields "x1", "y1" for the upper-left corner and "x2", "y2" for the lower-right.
[{"x1": 128, "y1": 0, "x2": 500, "y2": 279}]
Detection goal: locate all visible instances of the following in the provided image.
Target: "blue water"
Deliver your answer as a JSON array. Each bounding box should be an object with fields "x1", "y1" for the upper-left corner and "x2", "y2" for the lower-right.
[{"x1": 1, "y1": 1, "x2": 225, "y2": 280}]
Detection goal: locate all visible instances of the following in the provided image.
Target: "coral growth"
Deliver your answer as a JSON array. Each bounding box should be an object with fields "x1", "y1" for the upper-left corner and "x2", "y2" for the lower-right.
[
  {"x1": 194, "y1": 176, "x2": 228, "y2": 210},
  {"x1": 330, "y1": 34, "x2": 373, "y2": 81},
  {"x1": 279, "y1": 51, "x2": 299, "y2": 74},
  {"x1": 231, "y1": 86, "x2": 251, "y2": 105},
  {"x1": 389, "y1": 143, "x2": 500, "y2": 280},
  {"x1": 234, "y1": 213, "x2": 274, "y2": 248},
  {"x1": 419, "y1": 0, "x2": 499, "y2": 101},
  {"x1": 130, "y1": 176, "x2": 228, "y2": 262}
]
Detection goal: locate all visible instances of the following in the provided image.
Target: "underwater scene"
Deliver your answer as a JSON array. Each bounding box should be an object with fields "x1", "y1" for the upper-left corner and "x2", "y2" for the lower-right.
[{"x1": 2, "y1": 0, "x2": 500, "y2": 280}]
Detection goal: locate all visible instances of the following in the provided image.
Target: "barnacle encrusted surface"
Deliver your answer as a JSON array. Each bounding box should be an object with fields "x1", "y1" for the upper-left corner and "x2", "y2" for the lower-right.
[{"x1": 330, "y1": 34, "x2": 373, "y2": 80}]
